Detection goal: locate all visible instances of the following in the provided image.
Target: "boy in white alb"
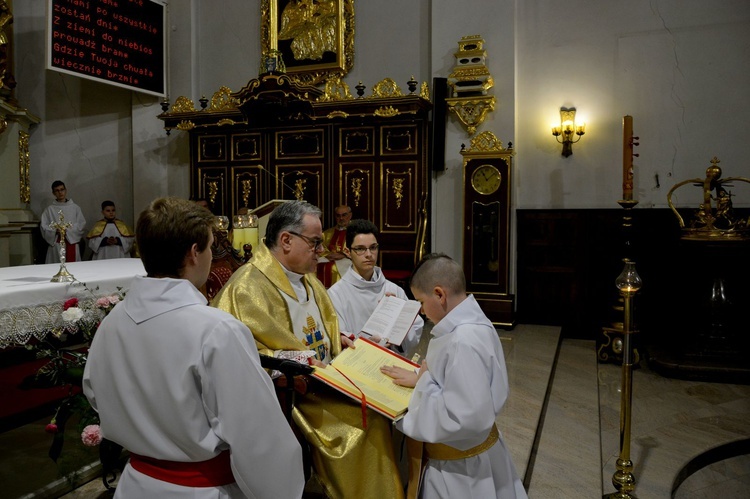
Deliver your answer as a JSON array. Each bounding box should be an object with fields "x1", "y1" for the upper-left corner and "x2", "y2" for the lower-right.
[
  {"x1": 382, "y1": 253, "x2": 527, "y2": 499},
  {"x1": 87, "y1": 200, "x2": 135, "y2": 260},
  {"x1": 328, "y1": 219, "x2": 423, "y2": 359},
  {"x1": 83, "y1": 197, "x2": 304, "y2": 498}
]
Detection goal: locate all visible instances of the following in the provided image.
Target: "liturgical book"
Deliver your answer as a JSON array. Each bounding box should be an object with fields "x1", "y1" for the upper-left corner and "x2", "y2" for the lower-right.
[
  {"x1": 359, "y1": 295, "x2": 421, "y2": 346},
  {"x1": 312, "y1": 338, "x2": 419, "y2": 420}
]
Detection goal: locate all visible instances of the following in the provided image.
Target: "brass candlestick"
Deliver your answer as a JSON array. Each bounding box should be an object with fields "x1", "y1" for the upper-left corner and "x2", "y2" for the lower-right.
[
  {"x1": 50, "y1": 210, "x2": 76, "y2": 283},
  {"x1": 605, "y1": 259, "x2": 642, "y2": 499}
]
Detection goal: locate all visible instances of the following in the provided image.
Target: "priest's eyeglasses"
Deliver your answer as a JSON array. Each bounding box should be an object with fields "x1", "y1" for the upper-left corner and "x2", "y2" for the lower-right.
[
  {"x1": 288, "y1": 231, "x2": 325, "y2": 251},
  {"x1": 350, "y1": 244, "x2": 379, "y2": 255}
]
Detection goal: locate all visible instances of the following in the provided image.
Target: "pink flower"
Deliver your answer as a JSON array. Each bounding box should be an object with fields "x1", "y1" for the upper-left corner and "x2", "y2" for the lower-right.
[
  {"x1": 107, "y1": 295, "x2": 120, "y2": 305},
  {"x1": 63, "y1": 298, "x2": 79, "y2": 311},
  {"x1": 81, "y1": 424, "x2": 102, "y2": 447},
  {"x1": 96, "y1": 297, "x2": 111, "y2": 308},
  {"x1": 45, "y1": 422, "x2": 58, "y2": 434}
]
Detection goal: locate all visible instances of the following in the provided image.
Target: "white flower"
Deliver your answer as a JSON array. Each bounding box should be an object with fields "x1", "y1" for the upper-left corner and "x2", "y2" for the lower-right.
[{"x1": 61, "y1": 307, "x2": 84, "y2": 322}]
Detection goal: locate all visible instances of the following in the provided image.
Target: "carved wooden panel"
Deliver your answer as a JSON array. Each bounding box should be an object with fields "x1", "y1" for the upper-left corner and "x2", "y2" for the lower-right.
[
  {"x1": 276, "y1": 129, "x2": 326, "y2": 159},
  {"x1": 197, "y1": 135, "x2": 227, "y2": 162},
  {"x1": 381, "y1": 124, "x2": 418, "y2": 156},
  {"x1": 231, "y1": 166, "x2": 267, "y2": 212},
  {"x1": 197, "y1": 167, "x2": 228, "y2": 214},
  {"x1": 231, "y1": 133, "x2": 263, "y2": 162},
  {"x1": 276, "y1": 163, "x2": 325, "y2": 209},
  {"x1": 380, "y1": 161, "x2": 417, "y2": 233},
  {"x1": 339, "y1": 162, "x2": 375, "y2": 222},
  {"x1": 339, "y1": 127, "x2": 375, "y2": 157}
]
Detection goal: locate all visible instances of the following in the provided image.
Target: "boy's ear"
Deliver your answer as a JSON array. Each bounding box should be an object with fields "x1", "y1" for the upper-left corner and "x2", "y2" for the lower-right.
[
  {"x1": 343, "y1": 246, "x2": 351, "y2": 258},
  {"x1": 434, "y1": 285, "x2": 448, "y2": 305}
]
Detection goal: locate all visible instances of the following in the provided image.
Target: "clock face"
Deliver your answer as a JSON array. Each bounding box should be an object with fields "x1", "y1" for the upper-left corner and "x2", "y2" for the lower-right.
[{"x1": 471, "y1": 164, "x2": 502, "y2": 195}]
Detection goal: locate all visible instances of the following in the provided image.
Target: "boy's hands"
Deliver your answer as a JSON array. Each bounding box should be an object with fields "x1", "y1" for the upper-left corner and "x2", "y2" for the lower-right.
[{"x1": 380, "y1": 360, "x2": 428, "y2": 388}]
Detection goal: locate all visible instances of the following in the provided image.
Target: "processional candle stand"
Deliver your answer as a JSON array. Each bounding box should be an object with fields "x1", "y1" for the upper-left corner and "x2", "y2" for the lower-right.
[
  {"x1": 605, "y1": 259, "x2": 642, "y2": 499},
  {"x1": 50, "y1": 210, "x2": 76, "y2": 283}
]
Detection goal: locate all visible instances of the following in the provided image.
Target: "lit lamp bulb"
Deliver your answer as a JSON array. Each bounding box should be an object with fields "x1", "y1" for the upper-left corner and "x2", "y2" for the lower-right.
[{"x1": 615, "y1": 259, "x2": 642, "y2": 295}]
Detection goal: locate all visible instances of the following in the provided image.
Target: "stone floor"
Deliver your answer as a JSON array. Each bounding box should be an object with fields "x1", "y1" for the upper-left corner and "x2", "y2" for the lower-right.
[{"x1": 3, "y1": 324, "x2": 749, "y2": 498}]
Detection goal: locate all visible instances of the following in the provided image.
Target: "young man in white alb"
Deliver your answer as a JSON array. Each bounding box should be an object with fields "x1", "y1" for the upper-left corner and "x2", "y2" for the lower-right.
[
  {"x1": 83, "y1": 197, "x2": 304, "y2": 498},
  {"x1": 328, "y1": 219, "x2": 423, "y2": 359}
]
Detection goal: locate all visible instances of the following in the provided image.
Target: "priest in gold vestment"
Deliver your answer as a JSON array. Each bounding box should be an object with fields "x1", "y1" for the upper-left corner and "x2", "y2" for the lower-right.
[{"x1": 212, "y1": 201, "x2": 403, "y2": 499}]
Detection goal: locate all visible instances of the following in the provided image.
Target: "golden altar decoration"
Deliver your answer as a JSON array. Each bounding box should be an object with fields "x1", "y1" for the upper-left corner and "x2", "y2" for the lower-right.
[{"x1": 667, "y1": 156, "x2": 750, "y2": 240}]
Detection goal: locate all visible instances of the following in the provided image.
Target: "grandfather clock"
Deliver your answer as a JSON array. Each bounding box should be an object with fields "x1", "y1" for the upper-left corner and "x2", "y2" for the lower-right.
[{"x1": 460, "y1": 131, "x2": 515, "y2": 327}]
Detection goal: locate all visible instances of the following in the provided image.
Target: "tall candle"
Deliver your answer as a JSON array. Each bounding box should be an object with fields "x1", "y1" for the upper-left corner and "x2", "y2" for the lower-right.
[
  {"x1": 232, "y1": 228, "x2": 247, "y2": 252},
  {"x1": 622, "y1": 115, "x2": 634, "y2": 201},
  {"x1": 247, "y1": 227, "x2": 259, "y2": 252}
]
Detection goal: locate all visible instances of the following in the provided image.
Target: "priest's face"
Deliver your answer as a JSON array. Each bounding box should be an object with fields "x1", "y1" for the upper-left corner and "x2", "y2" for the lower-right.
[
  {"x1": 347, "y1": 233, "x2": 378, "y2": 280},
  {"x1": 285, "y1": 214, "x2": 324, "y2": 274},
  {"x1": 334, "y1": 206, "x2": 352, "y2": 229}
]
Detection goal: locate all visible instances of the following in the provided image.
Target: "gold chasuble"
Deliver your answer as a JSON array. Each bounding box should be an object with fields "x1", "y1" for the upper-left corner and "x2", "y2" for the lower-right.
[{"x1": 211, "y1": 242, "x2": 404, "y2": 499}]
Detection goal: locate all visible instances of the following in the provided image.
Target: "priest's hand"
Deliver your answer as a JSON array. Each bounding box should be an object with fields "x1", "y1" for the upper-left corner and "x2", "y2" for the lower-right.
[
  {"x1": 340, "y1": 332, "x2": 355, "y2": 349},
  {"x1": 380, "y1": 365, "x2": 418, "y2": 388}
]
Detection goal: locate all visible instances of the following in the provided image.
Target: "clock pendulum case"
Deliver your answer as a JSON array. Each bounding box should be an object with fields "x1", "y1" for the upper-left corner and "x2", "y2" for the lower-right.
[{"x1": 460, "y1": 132, "x2": 515, "y2": 327}]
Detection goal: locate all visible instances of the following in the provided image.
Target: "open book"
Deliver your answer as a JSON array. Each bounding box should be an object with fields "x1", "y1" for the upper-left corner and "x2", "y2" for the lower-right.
[
  {"x1": 311, "y1": 338, "x2": 419, "y2": 420},
  {"x1": 359, "y1": 295, "x2": 421, "y2": 346}
]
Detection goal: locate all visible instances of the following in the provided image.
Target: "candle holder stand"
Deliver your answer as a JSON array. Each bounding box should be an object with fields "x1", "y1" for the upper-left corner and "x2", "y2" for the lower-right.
[{"x1": 604, "y1": 259, "x2": 642, "y2": 499}]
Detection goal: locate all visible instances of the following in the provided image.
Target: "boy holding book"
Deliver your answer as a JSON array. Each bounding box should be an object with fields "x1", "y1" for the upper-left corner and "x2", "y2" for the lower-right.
[
  {"x1": 328, "y1": 219, "x2": 423, "y2": 358},
  {"x1": 381, "y1": 253, "x2": 527, "y2": 499}
]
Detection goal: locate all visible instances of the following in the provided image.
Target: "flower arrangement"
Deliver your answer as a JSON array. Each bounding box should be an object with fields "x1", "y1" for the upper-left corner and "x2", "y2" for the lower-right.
[{"x1": 29, "y1": 284, "x2": 126, "y2": 477}]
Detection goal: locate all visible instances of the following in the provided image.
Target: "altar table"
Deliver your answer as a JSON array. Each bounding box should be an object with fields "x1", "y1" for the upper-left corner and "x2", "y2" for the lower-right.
[{"x1": 0, "y1": 259, "x2": 146, "y2": 347}]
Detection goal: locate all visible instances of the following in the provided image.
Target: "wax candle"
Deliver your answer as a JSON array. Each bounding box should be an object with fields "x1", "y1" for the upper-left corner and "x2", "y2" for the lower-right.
[
  {"x1": 247, "y1": 227, "x2": 259, "y2": 251},
  {"x1": 622, "y1": 115, "x2": 634, "y2": 201}
]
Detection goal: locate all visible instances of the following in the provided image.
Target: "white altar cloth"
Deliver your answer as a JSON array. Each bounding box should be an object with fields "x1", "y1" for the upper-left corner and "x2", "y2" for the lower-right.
[{"x1": 0, "y1": 259, "x2": 146, "y2": 347}]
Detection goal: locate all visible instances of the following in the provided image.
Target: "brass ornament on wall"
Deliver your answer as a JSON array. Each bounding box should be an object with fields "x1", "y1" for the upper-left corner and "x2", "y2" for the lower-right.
[
  {"x1": 19, "y1": 130, "x2": 30, "y2": 204},
  {"x1": 446, "y1": 96, "x2": 496, "y2": 136},
  {"x1": 445, "y1": 35, "x2": 496, "y2": 136}
]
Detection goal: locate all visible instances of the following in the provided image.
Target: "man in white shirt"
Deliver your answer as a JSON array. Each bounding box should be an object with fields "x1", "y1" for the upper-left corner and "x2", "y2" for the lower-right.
[
  {"x1": 40, "y1": 180, "x2": 86, "y2": 263},
  {"x1": 83, "y1": 197, "x2": 304, "y2": 498},
  {"x1": 328, "y1": 219, "x2": 424, "y2": 359}
]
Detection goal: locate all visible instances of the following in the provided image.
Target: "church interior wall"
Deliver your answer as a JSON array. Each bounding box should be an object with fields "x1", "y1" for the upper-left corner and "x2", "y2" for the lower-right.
[{"x1": 10, "y1": 0, "x2": 750, "y2": 269}]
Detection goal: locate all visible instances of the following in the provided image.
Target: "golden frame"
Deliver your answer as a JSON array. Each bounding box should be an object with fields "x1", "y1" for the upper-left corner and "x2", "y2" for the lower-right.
[{"x1": 260, "y1": 0, "x2": 355, "y2": 86}]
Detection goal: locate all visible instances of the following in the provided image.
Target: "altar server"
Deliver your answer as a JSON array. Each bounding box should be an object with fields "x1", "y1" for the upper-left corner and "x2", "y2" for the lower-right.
[
  {"x1": 87, "y1": 201, "x2": 135, "y2": 260},
  {"x1": 382, "y1": 253, "x2": 527, "y2": 499},
  {"x1": 328, "y1": 219, "x2": 423, "y2": 358},
  {"x1": 83, "y1": 197, "x2": 304, "y2": 498},
  {"x1": 40, "y1": 180, "x2": 86, "y2": 263}
]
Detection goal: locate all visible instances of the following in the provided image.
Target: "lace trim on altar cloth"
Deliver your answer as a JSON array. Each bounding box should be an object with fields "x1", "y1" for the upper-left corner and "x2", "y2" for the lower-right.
[{"x1": 0, "y1": 297, "x2": 107, "y2": 348}]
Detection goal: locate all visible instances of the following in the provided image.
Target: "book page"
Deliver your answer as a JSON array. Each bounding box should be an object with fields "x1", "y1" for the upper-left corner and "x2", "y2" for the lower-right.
[
  {"x1": 361, "y1": 296, "x2": 420, "y2": 346},
  {"x1": 312, "y1": 338, "x2": 417, "y2": 418},
  {"x1": 360, "y1": 296, "x2": 403, "y2": 337}
]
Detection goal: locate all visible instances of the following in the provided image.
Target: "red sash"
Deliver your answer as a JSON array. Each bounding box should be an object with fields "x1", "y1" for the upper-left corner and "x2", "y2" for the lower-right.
[{"x1": 129, "y1": 450, "x2": 235, "y2": 487}]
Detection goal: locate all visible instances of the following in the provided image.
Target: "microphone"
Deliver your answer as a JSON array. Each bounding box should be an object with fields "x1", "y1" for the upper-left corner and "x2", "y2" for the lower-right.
[{"x1": 258, "y1": 354, "x2": 314, "y2": 376}]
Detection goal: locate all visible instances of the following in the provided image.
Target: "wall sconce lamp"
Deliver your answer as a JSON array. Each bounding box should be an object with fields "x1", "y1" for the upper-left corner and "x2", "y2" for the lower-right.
[{"x1": 552, "y1": 107, "x2": 586, "y2": 157}]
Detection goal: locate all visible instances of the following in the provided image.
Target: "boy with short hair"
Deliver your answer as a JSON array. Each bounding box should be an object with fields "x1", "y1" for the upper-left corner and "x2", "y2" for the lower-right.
[
  {"x1": 83, "y1": 197, "x2": 304, "y2": 498},
  {"x1": 381, "y1": 253, "x2": 527, "y2": 499},
  {"x1": 86, "y1": 200, "x2": 135, "y2": 260},
  {"x1": 328, "y1": 219, "x2": 423, "y2": 358}
]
